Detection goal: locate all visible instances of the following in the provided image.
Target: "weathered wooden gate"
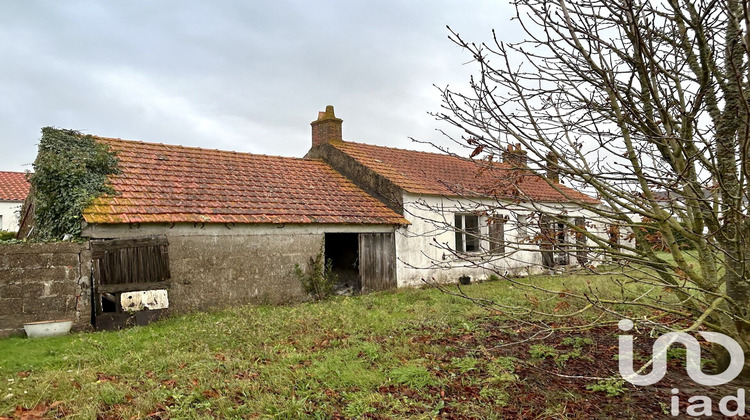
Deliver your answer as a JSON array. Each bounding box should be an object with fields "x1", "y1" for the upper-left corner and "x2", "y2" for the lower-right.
[
  {"x1": 359, "y1": 233, "x2": 396, "y2": 293},
  {"x1": 91, "y1": 235, "x2": 171, "y2": 330}
]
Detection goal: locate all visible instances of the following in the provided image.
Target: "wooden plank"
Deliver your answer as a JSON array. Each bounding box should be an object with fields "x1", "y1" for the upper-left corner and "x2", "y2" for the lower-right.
[
  {"x1": 91, "y1": 235, "x2": 168, "y2": 252},
  {"x1": 360, "y1": 233, "x2": 396, "y2": 293},
  {"x1": 98, "y1": 282, "x2": 170, "y2": 294}
]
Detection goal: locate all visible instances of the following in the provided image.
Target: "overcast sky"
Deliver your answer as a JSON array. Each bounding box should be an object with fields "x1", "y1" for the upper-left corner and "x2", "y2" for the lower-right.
[{"x1": 0, "y1": 1, "x2": 520, "y2": 173}]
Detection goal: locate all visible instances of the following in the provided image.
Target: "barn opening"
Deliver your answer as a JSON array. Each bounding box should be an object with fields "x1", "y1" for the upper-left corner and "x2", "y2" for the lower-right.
[
  {"x1": 324, "y1": 232, "x2": 397, "y2": 294},
  {"x1": 325, "y1": 233, "x2": 360, "y2": 293}
]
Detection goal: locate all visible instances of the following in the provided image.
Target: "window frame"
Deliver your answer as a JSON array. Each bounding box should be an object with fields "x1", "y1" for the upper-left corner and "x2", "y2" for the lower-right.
[{"x1": 454, "y1": 213, "x2": 480, "y2": 253}]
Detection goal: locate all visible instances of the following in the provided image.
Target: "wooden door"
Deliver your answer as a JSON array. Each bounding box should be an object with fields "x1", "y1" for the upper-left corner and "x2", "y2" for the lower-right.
[
  {"x1": 91, "y1": 235, "x2": 171, "y2": 330},
  {"x1": 359, "y1": 233, "x2": 396, "y2": 293}
]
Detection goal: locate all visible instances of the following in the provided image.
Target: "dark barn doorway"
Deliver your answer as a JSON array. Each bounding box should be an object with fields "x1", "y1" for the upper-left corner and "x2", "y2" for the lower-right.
[
  {"x1": 324, "y1": 232, "x2": 397, "y2": 294},
  {"x1": 325, "y1": 233, "x2": 360, "y2": 294}
]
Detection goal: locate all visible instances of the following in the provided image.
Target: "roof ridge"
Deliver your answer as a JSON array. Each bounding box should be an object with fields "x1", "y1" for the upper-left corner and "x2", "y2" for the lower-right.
[
  {"x1": 339, "y1": 140, "x2": 488, "y2": 161},
  {"x1": 95, "y1": 136, "x2": 318, "y2": 163}
]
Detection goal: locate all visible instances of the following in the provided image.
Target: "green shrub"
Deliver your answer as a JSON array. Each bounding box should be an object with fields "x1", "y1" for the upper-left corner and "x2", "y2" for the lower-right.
[
  {"x1": 0, "y1": 230, "x2": 16, "y2": 241},
  {"x1": 294, "y1": 245, "x2": 337, "y2": 300},
  {"x1": 29, "y1": 128, "x2": 119, "y2": 240}
]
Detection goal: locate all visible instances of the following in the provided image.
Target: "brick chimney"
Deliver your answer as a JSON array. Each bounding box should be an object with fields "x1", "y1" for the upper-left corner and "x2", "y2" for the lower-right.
[
  {"x1": 502, "y1": 143, "x2": 528, "y2": 168},
  {"x1": 545, "y1": 151, "x2": 560, "y2": 183},
  {"x1": 311, "y1": 105, "x2": 343, "y2": 147}
]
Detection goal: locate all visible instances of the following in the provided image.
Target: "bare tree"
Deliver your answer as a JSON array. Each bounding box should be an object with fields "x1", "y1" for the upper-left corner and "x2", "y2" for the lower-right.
[{"x1": 429, "y1": 0, "x2": 750, "y2": 372}]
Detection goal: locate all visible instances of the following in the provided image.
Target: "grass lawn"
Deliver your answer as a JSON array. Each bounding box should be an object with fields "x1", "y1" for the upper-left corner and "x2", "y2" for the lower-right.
[{"x1": 0, "y1": 271, "x2": 711, "y2": 419}]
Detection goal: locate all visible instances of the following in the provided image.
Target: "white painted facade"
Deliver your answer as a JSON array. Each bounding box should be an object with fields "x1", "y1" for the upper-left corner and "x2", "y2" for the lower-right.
[
  {"x1": 0, "y1": 200, "x2": 22, "y2": 232},
  {"x1": 394, "y1": 193, "x2": 613, "y2": 287}
]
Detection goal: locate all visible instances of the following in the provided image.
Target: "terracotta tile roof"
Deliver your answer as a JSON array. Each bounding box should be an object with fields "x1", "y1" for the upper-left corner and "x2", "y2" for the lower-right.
[
  {"x1": 0, "y1": 171, "x2": 30, "y2": 201},
  {"x1": 83, "y1": 138, "x2": 408, "y2": 225},
  {"x1": 330, "y1": 141, "x2": 599, "y2": 204}
]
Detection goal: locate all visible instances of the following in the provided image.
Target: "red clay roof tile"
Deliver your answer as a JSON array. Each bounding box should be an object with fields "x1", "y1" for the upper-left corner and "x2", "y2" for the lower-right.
[
  {"x1": 331, "y1": 141, "x2": 599, "y2": 204},
  {"x1": 0, "y1": 171, "x2": 30, "y2": 201},
  {"x1": 83, "y1": 138, "x2": 408, "y2": 225}
]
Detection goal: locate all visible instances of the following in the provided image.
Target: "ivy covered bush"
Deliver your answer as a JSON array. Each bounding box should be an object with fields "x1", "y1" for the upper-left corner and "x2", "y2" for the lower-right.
[{"x1": 28, "y1": 127, "x2": 119, "y2": 240}]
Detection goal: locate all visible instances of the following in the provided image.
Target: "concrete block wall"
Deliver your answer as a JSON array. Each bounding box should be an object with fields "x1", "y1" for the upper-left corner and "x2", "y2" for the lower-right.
[
  {"x1": 163, "y1": 233, "x2": 319, "y2": 313},
  {"x1": 0, "y1": 242, "x2": 91, "y2": 337}
]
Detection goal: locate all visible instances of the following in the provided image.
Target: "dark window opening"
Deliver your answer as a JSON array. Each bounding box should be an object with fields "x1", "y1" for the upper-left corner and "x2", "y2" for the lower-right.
[
  {"x1": 540, "y1": 215, "x2": 570, "y2": 268},
  {"x1": 455, "y1": 214, "x2": 479, "y2": 253},
  {"x1": 325, "y1": 233, "x2": 360, "y2": 293},
  {"x1": 101, "y1": 293, "x2": 118, "y2": 313}
]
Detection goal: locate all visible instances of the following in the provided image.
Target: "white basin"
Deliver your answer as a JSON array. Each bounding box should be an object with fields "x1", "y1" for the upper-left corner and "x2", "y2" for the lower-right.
[{"x1": 23, "y1": 320, "x2": 73, "y2": 338}]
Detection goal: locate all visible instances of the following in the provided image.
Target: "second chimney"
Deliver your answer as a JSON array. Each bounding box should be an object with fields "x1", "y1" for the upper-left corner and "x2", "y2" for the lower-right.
[
  {"x1": 502, "y1": 143, "x2": 528, "y2": 168},
  {"x1": 311, "y1": 105, "x2": 343, "y2": 147}
]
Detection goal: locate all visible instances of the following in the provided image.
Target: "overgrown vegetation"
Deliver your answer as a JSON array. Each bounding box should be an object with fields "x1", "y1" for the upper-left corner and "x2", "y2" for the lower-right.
[
  {"x1": 0, "y1": 271, "x2": 724, "y2": 418},
  {"x1": 294, "y1": 245, "x2": 337, "y2": 300},
  {"x1": 0, "y1": 231, "x2": 16, "y2": 241},
  {"x1": 28, "y1": 127, "x2": 119, "y2": 240}
]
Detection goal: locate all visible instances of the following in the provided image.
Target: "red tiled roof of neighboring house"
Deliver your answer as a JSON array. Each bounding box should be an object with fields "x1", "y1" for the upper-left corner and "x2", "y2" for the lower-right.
[
  {"x1": 0, "y1": 171, "x2": 30, "y2": 201},
  {"x1": 83, "y1": 138, "x2": 409, "y2": 225},
  {"x1": 330, "y1": 141, "x2": 600, "y2": 204}
]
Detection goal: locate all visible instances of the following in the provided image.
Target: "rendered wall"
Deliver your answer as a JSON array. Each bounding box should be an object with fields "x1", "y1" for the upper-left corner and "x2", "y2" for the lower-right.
[
  {"x1": 0, "y1": 201, "x2": 22, "y2": 231},
  {"x1": 395, "y1": 193, "x2": 611, "y2": 287}
]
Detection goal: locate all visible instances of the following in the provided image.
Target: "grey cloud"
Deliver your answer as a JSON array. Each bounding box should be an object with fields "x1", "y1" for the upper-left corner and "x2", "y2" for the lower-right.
[{"x1": 0, "y1": 0, "x2": 518, "y2": 171}]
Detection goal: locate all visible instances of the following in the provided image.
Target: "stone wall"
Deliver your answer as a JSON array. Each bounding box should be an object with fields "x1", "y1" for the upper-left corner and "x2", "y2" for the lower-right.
[
  {"x1": 1, "y1": 224, "x2": 375, "y2": 336},
  {"x1": 0, "y1": 242, "x2": 91, "y2": 337},
  {"x1": 165, "y1": 232, "x2": 320, "y2": 313},
  {"x1": 83, "y1": 223, "x2": 347, "y2": 315}
]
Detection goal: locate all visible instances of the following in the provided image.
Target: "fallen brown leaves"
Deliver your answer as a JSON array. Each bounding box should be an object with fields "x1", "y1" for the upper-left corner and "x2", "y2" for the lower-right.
[{"x1": 2, "y1": 401, "x2": 62, "y2": 420}]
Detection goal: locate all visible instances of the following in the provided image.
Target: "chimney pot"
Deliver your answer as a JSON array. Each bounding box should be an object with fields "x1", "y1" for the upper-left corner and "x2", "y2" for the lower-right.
[{"x1": 311, "y1": 105, "x2": 343, "y2": 147}]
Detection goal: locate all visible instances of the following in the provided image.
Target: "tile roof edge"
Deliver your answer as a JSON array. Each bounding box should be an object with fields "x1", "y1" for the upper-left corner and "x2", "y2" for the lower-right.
[
  {"x1": 95, "y1": 135, "x2": 320, "y2": 163},
  {"x1": 332, "y1": 140, "x2": 499, "y2": 163}
]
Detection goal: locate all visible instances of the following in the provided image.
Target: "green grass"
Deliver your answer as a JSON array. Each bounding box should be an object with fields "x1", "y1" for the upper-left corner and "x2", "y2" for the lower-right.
[{"x1": 0, "y1": 272, "x2": 660, "y2": 419}]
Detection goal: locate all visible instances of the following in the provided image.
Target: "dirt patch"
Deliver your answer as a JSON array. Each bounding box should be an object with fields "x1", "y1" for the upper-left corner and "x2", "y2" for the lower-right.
[{"x1": 414, "y1": 319, "x2": 746, "y2": 419}]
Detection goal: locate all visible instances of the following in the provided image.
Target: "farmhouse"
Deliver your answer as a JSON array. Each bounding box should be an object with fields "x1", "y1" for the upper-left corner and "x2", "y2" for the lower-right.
[
  {"x1": 11, "y1": 106, "x2": 610, "y2": 331},
  {"x1": 307, "y1": 106, "x2": 609, "y2": 286}
]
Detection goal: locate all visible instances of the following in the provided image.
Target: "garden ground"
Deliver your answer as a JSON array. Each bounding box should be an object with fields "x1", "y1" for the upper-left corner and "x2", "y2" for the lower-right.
[{"x1": 0, "y1": 270, "x2": 743, "y2": 419}]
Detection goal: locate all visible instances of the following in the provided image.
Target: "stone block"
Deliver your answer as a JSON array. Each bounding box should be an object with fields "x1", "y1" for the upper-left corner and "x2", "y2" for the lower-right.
[
  {"x1": 0, "y1": 298, "x2": 24, "y2": 316},
  {"x1": 0, "y1": 283, "x2": 22, "y2": 299}
]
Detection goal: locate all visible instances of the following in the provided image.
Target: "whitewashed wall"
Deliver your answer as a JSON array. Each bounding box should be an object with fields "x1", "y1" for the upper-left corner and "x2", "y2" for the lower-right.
[
  {"x1": 0, "y1": 201, "x2": 22, "y2": 232},
  {"x1": 395, "y1": 193, "x2": 612, "y2": 287}
]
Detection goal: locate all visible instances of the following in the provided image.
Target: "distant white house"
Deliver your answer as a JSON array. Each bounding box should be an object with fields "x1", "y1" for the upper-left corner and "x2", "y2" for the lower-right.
[{"x1": 0, "y1": 171, "x2": 30, "y2": 232}]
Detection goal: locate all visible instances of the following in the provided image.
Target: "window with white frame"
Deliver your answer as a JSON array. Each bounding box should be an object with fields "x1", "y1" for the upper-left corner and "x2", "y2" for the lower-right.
[{"x1": 454, "y1": 214, "x2": 479, "y2": 253}]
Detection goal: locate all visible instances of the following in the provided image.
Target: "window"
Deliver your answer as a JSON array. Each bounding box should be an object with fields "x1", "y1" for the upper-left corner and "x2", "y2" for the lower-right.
[
  {"x1": 574, "y1": 217, "x2": 588, "y2": 265},
  {"x1": 489, "y1": 215, "x2": 507, "y2": 254},
  {"x1": 454, "y1": 214, "x2": 479, "y2": 252},
  {"x1": 539, "y1": 215, "x2": 570, "y2": 267}
]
